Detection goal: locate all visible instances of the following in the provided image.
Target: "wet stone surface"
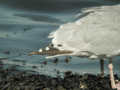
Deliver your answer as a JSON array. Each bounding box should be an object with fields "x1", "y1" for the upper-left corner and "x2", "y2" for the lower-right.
[{"x1": 0, "y1": 67, "x2": 118, "y2": 90}]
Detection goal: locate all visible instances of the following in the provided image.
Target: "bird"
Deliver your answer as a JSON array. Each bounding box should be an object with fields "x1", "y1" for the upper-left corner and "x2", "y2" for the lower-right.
[{"x1": 29, "y1": 4, "x2": 120, "y2": 89}]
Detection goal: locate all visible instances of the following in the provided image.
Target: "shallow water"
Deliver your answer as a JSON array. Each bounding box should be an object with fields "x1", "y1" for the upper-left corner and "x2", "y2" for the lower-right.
[{"x1": 0, "y1": 0, "x2": 120, "y2": 77}]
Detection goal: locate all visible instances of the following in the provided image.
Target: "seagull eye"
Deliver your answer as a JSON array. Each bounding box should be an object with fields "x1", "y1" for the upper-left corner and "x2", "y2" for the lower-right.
[{"x1": 49, "y1": 43, "x2": 54, "y2": 47}]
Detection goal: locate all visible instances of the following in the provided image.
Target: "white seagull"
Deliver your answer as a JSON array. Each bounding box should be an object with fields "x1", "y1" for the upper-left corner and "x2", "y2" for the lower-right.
[{"x1": 29, "y1": 4, "x2": 120, "y2": 89}]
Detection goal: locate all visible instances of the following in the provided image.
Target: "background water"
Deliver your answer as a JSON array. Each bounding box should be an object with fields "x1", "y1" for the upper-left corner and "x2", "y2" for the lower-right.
[{"x1": 0, "y1": 0, "x2": 120, "y2": 77}]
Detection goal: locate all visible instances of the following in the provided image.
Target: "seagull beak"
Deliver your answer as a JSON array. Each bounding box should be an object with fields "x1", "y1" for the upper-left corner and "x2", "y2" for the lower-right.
[{"x1": 28, "y1": 51, "x2": 40, "y2": 56}]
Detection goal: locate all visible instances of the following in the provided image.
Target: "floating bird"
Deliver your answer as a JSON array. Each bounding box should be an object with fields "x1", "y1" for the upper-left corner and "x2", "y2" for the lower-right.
[{"x1": 29, "y1": 5, "x2": 120, "y2": 89}]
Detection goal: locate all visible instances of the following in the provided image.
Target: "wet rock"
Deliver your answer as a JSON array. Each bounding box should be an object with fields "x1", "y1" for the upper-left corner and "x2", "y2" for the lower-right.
[
  {"x1": 51, "y1": 79, "x2": 57, "y2": 87},
  {"x1": 57, "y1": 85, "x2": 66, "y2": 90},
  {"x1": 64, "y1": 71, "x2": 73, "y2": 78},
  {"x1": 0, "y1": 67, "x2": 118, "y2": 90},
  {"x1": 56, "y1": 70, "x2": 60, "y2": 76},
  {"x1": 43, "y1": 88, "x2": 50, "y2": 90},
  {"x1": 64, "y1": 57, "x2": 70, "y2": 63},
  {"x1": 32, "y1": 66, "x2": 37, "y2": 69},
  {"x1": 53, "y1": 58, "x2": 59, "y2": 64}
]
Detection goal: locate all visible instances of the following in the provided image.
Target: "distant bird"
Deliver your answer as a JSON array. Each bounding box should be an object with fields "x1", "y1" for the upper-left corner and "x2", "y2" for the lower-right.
[{"x1": 29, "y1": 5, "x2": 120, "y2": 89}]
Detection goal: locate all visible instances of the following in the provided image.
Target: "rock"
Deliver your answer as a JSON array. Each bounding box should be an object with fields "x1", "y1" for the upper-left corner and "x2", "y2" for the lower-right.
[
  {"x1": 43, "y1": 88, "x2": 50, "y2": 90},
  {"x1": 64, "y1": 71, "x2": 73, "y2": 78},
  {"x1": 57, "y1": 85, "x2": 66, "y2": 90},
  {"x1": 0, "y1": 67, "x2": 116, "y2": 90}
]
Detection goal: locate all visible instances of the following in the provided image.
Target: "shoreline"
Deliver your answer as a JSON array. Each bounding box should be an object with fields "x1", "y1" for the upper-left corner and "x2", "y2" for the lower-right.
[{"x1": 0, "y1": 65, "x2": 118, "y2": 90}]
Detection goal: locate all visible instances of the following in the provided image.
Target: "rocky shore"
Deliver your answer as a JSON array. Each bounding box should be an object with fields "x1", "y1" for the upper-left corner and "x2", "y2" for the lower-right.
[{"x1": 0, "y1": 64, "x2": 118, "y2": 90}]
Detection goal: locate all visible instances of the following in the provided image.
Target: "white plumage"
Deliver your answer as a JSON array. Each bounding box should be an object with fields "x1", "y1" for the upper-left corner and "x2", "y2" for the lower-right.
[
  {"x1": 38, "y1": 49, "x2": 43, "y2": 52},
  {"x1": 45, "y1": 47, "x2": 50, "y2": 51},
  {"x1": 49, "y1": 5, "x2": 120, "y2": 58}
]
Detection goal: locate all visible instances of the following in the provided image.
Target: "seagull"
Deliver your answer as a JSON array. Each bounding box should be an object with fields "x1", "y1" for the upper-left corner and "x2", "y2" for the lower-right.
[{"x1": 29, "y1": 4, "x2": 120, "y2": 89}]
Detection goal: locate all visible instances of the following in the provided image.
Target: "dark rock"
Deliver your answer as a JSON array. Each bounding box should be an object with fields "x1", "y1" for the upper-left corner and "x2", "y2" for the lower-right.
[
  {"x1": 57, "y1": 85, "x2": 66, "y2": 90},
  {"x1": 32, "y1": 66, "x2": 37, "y2": 69},
  {"x1": 0, "y1": 67, "x2": 118, "y2": 90},
  {"x1": 64, "y1": 57, "x2": 70, "y2": 63},
  {"x1": 64, "y1": 71, "x2": 73, "y2": 78},
  {"x1": 43, "y1": 88, "x2": 51, "y2": 90},
  {"x1": 53, "y1": 58, "x2": 59, "y2": 64}
]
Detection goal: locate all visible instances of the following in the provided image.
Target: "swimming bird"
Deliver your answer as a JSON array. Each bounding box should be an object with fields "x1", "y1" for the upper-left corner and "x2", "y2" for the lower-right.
[{"x1": 29, "y1": 4, "x2": 120, "y2": 89}]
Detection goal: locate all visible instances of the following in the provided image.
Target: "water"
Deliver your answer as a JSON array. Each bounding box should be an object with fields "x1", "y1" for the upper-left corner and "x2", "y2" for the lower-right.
[{"x1": 0, "y1": 0, "x2": 120, "y2": 77}]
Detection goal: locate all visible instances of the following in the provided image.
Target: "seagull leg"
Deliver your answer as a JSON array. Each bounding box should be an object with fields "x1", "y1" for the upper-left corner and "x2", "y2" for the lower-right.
[
  {"x1": 100, "y1": 59, "x2": 104, "y2": 77},
  {"x1": 108, "y1": 58, "x2": 116, "y2": 89}
]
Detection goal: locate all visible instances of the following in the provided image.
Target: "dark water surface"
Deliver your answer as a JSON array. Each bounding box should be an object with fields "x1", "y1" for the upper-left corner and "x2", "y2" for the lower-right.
[{"x1": 0, "y1": 0, "x2": 120, "y2": 77}]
